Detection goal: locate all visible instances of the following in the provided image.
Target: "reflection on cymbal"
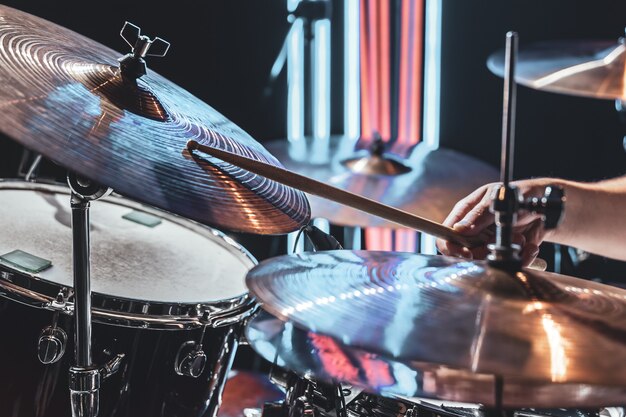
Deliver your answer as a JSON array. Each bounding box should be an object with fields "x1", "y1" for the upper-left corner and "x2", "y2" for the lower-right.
[
  {"x1": 246, "y1": 310, "x2": 626, "y2": 408},
  {"x1": 246, "y1": 251, "x2": 626, "y2": 388}
]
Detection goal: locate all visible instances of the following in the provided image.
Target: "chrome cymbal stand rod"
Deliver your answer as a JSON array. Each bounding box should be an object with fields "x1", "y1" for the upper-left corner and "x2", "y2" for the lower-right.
[
  {"x1": 488, "y1": 32, "x2": 566, "y2": 267},
  {"x1": 67, "y1": 173, "x2": 123, "y2": 417},
  {"x1": 488, "y1": 31, "x2": 521, "y2": 266}
]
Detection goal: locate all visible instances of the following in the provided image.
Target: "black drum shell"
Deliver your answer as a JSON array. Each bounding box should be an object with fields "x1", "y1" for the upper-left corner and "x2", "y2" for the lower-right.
[{"x1": 0, "y1": 296, "x2": 244, "y2": 417}]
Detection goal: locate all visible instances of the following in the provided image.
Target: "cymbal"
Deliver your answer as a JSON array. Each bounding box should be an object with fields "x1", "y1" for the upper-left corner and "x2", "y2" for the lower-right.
[
  {"x1": 246, "y1": 310, "x2": 626, "y2": 408},
  {"x1": 265, "y1": 136, "x2": 498, "y2": 227},
  {"x1": 487, "y1": 39, "x2": 626, "y2": 100},
  {"x1": 0, "y1": 5, "x2": 310, "y2": 234},
  {"x1": 246, "y1": 251, "x2": 626, "y2": 388}
]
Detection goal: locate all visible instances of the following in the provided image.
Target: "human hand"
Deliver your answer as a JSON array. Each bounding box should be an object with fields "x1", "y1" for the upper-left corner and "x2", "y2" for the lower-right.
[{"x1": 436, "y1": 179, "x2": 551, "y2": 266}]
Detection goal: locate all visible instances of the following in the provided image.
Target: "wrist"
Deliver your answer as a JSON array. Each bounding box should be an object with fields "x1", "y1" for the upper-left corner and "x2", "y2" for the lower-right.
[
  {"x1": 534, "y1": 178, "x2": 579, "y2": 244},
  {"x1": 513, "y1": 178, "x2": 572, "y2": 242}
]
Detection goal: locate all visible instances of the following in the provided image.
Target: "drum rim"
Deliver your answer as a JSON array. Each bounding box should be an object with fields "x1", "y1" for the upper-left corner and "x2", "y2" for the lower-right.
[{"x1": 0, "y1": 179, "x2": 259, "y2": 330}]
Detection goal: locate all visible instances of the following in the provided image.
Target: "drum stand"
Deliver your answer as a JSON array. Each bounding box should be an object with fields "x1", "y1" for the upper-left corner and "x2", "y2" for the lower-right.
[{"x1": 67, "y1": 173, "x2": 124, "y2": 417}]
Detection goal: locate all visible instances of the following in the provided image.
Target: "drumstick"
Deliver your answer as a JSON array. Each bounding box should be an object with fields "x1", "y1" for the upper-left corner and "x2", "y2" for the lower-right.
[{"x1": 186, "y1": 140, "x2": 484, "y2": 248}]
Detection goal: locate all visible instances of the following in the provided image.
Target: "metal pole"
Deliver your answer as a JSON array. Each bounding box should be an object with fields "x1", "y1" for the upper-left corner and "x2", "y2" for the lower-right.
[
  {"x1": 500, "y1": 31, "x2": 518, "y2": 187},
  {"x1": 71, "y1": 196, "x2": 92, "y2": 367},
  {"x1": 67, "y1": 174, "x2": 113, "y2": 417},
  {"x1": 488, "y1": 31, "x2": 521, "y2": 265}
]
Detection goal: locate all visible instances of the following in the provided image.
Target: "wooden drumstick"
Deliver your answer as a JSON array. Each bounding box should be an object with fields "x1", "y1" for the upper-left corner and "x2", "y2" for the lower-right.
[{"x1": 187, "y1": 140, "x2": 485, "y2": 248}]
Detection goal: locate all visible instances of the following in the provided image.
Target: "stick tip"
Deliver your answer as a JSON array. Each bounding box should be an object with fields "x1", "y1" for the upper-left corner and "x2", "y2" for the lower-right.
[{"x1": 186, "y1": 140, "x2": 199, "y2": 150}]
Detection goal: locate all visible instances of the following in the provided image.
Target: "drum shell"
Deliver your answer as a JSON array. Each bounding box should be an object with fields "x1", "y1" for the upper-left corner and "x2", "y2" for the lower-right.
[
  {"x1": 0, "y1": 180, "x2": 259, "y2": 417},
  {"x1": 0, "y1": 295, "x2": 246, "y2": 417}
]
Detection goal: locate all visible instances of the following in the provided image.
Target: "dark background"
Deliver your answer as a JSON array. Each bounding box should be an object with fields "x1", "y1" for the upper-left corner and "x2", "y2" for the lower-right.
[
  {"x1": 2, "y1": 0, "x2": 626, "y2": 179},
  {"x1": 439, "y1": 0, "x2": 626, "y2": 183},
  {"x1": 1, "y1": 0, "x2": 625, "y2": 277}
]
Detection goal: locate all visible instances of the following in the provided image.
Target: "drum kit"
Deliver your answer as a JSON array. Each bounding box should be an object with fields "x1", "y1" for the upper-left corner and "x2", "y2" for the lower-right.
[{"x1": 0, "y1": 4, "x2": 625, "y2": 417}]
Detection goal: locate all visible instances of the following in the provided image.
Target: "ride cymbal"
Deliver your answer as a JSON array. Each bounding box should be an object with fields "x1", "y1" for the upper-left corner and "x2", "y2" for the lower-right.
[
  {"x1": 265, "y1": 136, "x2": 498, "y2": 227},
  {"x1": 246, "y1": 251, "x2": 626, "y2": 388},
  {"x1": 488, "y1": 39, "x2": 626, "y2": 100},
  {"x1": 0, "y1": 5, "x2": 310, "y2": 234}
]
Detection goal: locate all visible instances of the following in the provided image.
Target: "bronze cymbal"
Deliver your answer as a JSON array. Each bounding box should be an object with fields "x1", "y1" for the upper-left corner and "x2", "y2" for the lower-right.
[
  {"x1": 246, "y1": 310, "x2": 626, "y2": 408},
  {"x1": 487, "y1": 39, "x2": 626, "y2": 100},
  {"x1": 265, "y1": 136, "x2": 498, "y2": 227},
  {"x1": 246, "y1": 251, "x2": 626, "y2": 389},
  {"x1": 0, "y1": 5, "x2": 310, "y2": 234}
]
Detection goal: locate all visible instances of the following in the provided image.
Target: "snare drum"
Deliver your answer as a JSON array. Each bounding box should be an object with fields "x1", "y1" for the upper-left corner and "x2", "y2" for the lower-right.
[{"x1": 0, "y1": 180, "x2": 258, "y2": 417}]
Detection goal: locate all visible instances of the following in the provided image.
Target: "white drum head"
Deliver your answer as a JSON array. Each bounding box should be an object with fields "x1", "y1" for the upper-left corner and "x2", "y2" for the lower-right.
[{"x1": 0, "y1": 184, "x2": 255, "y2": 304}]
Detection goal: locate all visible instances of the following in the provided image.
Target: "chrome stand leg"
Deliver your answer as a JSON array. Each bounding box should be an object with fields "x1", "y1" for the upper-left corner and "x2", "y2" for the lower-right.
[
  {"x1": 203, "y1": 325, "x2": 241, "y2": 417},
  {"x1": 67, "y1": 173, "x2": 113, "y2": 417},
  {"x1": 71, "y1": 196, "x2": 92, "y2": 367}
]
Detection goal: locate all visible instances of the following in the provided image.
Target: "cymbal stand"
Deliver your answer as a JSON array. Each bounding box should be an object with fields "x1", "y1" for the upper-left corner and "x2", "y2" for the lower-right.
[
  {"x1": 488, "y1": 32, "x2": 564, "y2": 270},
  {"x1": 265, "y1": 0, "x2": 331, "y2": 136},
  {"x1": 485, "y1": 32, "x2": 565, "y2": 416},
  {"x1": 67, "y1": 173, "x2": 124, "y2": 417},
  {"x1": 66, "y1": 24, "x2": 168, "y2": 416}
]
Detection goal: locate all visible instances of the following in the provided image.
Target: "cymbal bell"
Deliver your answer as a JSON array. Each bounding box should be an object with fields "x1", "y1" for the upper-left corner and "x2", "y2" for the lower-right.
[
  {"x1": 0, "y1": 5, "x2": 310, "y2": 234},
  {"x1": 265, "y1": 136, "x2": 498, "y2": 227},
  {"x1": 246, "y1": 310, "x2": 626, "y2": 408},
  {"x1": 488, "y1": 39, "x2": 626, "y2": 100},
  {"x1": 246, "y1": 251, "x2": 626, "y2": 389}
]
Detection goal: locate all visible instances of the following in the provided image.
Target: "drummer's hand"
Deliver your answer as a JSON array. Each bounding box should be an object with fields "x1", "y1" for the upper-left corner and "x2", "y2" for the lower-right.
[{"x1": 436, "y1": 180, "x2": 550, "y2": 267}]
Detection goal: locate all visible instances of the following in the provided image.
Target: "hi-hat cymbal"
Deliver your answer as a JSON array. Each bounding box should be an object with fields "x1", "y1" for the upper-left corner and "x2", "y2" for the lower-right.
[
  {"x1": 487, "y1": 39, "x2": 626, "y2": 100},
  {"x1": 246, "y1": 310, "x2": 626, "y2": 408},
  {"x1": 246, "y1": 251, "x2": 626, "y2": 389},
  {"x1": 265, "y1": 136, "x2": 498, "y2": 227},
  {"x1": 0, "y1": 5, "x2": 310, "y2": 234}
]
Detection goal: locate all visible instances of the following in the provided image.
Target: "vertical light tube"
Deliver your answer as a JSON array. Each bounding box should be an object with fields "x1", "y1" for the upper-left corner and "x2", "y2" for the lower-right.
[
  {"x1": 422, "y1": 0, "x2": 442, "y2": 149},
  {"x1": 420, "y1": 234, "x2": 438, "y2": 255},
  {"x1": 396, "y1": 229, "x2": 418, "y2": 252},
  {"x1": 344, "y1": 0, "x2": 360, "y2": 139},
  {"x1": 313, "y1": 18, "x2": 331, "y2": 141},
  {"x1": 378, "y1": 0, "x2": 391, "y2": 140},
  {"x1": 344, "y1": 226, "x2": 362, "y2": 250},
  {"x1": 288, "y1": 231, "x2": 305, "y2": 254},
  {"x1": 313, "y1": 217, "x2": 331, "y2": 233},
  {"x1": 287, "y1": 17, "x2": 305, "y2": 142},
  {"x1": 421, "y1": 0, "x2": 442, "y2": 253},
  {"x1": 359, "y1": 0, "x2": 372, "y2": 139}
]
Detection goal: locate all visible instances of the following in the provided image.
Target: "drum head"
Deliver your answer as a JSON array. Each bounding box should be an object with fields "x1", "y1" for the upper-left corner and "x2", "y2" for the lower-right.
[{"x1": 0, "y1": 182, "x2": 255, "y2": 304}]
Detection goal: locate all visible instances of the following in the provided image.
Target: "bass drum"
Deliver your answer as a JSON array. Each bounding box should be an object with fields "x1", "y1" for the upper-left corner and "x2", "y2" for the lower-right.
[{"x1": 0, "y1": 180, "x2": 258, "y2": 417}]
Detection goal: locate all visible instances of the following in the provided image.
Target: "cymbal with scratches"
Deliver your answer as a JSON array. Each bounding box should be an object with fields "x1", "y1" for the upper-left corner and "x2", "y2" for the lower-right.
[
  {"x1": 0, "y1": 5, "x2": 310, "y2": 234},
  {"x1": 246, "y1": 250, "x2": 626, "y2": 393}
]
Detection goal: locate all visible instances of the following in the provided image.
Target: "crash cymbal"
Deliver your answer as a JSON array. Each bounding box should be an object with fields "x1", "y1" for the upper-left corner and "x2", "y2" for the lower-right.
[
  {"x1": 265, "y1": 136, "x2": 498, "y2": 227},
  {"x1": 0, "y1": 5, "x2": 310, "y2": 234},
  {"x1": 246, "y1": 251, "x2": 626, "y2": 388},
  {"x1": 246, "y1": 310, "x2": 626, "y2": 408},
  {"x1": 487, "y1": 39, "x2": 626, "y2": 100}
]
